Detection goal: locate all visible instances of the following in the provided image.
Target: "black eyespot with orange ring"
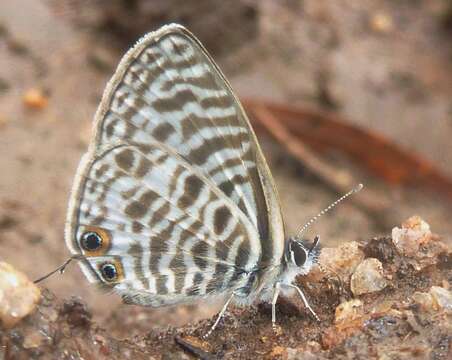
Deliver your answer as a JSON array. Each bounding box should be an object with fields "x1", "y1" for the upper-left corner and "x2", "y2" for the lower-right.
[
  {"x1": 79, "y1": 226, "x2": 111, "y2": 256},
  {"x1": 81, "y1": 232, "x2": 102, "y2": 251},
  {"x1": 98, "y1": 258, "x2": 124, "y2": 283}
]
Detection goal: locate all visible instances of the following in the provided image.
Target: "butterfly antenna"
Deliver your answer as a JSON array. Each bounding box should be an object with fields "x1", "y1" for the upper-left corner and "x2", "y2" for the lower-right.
[
  {"x1": 295, "y1": 183, "x2": 363, "y2": 240},
  {"x1": 33, "y1": 255, "x2": 82, "y2": 284}
]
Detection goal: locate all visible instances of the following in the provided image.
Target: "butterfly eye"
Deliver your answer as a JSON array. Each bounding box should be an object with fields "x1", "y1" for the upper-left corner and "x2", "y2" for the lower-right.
[
  {"x1": 100, "y1": 262, "x2": 119, "y2": 282},
  {"x1": 81, "y1": 231, "x2": 102, "y2": 251},
  {"x1": 292, "y1": 242, "x2": 307, "y2": 267},
  {"x1": 79, "y1": 227, "x2": 111, "y2": 255}
]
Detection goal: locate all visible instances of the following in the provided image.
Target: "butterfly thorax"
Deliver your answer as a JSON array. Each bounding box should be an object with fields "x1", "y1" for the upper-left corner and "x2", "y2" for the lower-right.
[{"x1": 232, "y1": 236, "x2": 321, "y2": 306}]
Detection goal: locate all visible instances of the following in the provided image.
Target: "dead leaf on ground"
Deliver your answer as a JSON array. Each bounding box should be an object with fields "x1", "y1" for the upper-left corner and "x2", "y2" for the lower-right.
[{"x1": 244, "y1": 99, "x2": 452, "y2": 201}]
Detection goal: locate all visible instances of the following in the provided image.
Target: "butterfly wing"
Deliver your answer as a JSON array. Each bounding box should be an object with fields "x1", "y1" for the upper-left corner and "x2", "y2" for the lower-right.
[{"x1": 65, "y1": 24, "x2": 285, "y2": 306}]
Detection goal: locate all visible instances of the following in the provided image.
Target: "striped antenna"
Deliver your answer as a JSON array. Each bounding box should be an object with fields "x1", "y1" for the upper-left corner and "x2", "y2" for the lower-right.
[{"x1": 295, "y1": 183, "x2": 363, "y2": 239}]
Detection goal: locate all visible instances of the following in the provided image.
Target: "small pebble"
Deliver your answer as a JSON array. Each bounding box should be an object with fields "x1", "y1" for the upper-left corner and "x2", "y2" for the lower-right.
[
  {"x1": 269, "y1": 346, "x2": 286, "y2": 357},
  {"x1": 22, "y1": 329, "x2": 45, "y2": 349},
  {"x1": 402, "y1": 216, "x2": 431, "y2": 232},
  {"x1": 319, "y1": 241, "x2": 364, "y2": 281},
  {"x1": 391, "y1": 216, "x2": 432, "y2": 257},
  {"x1": 335, "y1": 299, "x2": 363, "y2": 324},
  {"x1": 23, "y1": 88, "x2": 48, "y2": 110},
  {"x1": 370, "y1": 13, "x2": 394, "y2": 34},
  {"x1": 350, "y1": 258, "x2": 387, "y2": 296},
  {"x1": 413, "y1": 286, "x2": 452, "y2": 313},
  {"x1": 0, "y1": 262, "x2": 41, "y2": 328},
  {"x1": 430, "y1": 286, "x2": 452, "y2": 312}
]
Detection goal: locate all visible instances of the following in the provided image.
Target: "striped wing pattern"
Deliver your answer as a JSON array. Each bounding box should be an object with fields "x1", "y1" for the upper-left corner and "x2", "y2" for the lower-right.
[{"x1": 66, "y1": 25, "x2": 285, "y2": 306}]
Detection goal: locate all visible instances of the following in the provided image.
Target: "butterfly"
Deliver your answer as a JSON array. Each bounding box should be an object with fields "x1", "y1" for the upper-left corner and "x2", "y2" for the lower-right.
[{"x1": 63, "y1": 23, "x2": 360, "y2": 336}]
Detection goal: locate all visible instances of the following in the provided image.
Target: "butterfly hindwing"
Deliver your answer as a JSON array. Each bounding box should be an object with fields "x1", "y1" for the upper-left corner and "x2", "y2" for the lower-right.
[
  {"x1": 69, "y1": 140, "x2": 262, "y2": 304},
  {"x1": 66, "y1": 24, "x2": 285, "y2": 306}
]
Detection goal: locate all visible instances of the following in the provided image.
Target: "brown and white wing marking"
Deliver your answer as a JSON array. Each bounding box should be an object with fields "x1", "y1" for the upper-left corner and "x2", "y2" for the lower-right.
[
  {"x1": 68, "y1": 141, "x2": 260, "y2": 306},
  {"x1": 65, "y1": 24, "x2": 285, "y2": 305}
]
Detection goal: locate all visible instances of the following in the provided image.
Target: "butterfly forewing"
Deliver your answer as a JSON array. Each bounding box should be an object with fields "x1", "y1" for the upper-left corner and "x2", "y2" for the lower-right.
[
  {"x1": 98, "y1": 30, "x2": 262, "y2": 229},
  {"x1": 66, "y1": 24, "x2": 285, "y2": 306}
]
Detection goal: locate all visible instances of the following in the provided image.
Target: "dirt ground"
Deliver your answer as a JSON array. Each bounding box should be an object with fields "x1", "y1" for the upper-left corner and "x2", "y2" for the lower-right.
[
  {"x1": 1, "y1": 0, "x2": 452, "y2": 342},
  {"x1": 2, "y1": 232, "x2": 451, "y2": 359}
]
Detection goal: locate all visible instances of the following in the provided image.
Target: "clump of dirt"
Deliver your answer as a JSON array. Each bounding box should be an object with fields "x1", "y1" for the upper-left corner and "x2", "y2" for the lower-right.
[{"x1": 1, "y1": 217, "x2": 450, "y2": 359}]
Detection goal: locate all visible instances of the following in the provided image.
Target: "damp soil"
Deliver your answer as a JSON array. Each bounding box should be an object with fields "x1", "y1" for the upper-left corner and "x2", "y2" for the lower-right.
[{"x1": 1, "y1": 235, "x2": 451, "y2": 359}]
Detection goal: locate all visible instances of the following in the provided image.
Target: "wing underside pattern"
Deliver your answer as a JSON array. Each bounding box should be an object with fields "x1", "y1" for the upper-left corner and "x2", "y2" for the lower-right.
[
  {"x1": 65, "y1": 24, "x2": 285, "y2": 305},
  {"x1": 74, "y1": 142, "x2": 259, "y2": 304}
]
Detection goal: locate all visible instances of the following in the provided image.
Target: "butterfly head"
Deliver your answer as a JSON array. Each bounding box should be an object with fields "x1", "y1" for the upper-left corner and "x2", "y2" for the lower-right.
[
  {"x1": 284, "y1": 184, "x2": 363, "y2": 276},
  {"x1": 285, "y1": 236, "x2": 321, "y2": 275}
]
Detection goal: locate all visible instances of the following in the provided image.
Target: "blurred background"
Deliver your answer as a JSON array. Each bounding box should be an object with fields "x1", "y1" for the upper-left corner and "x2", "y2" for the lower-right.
[{"x1": 1, "y1": 0, "x2": 451, "y2": 337}]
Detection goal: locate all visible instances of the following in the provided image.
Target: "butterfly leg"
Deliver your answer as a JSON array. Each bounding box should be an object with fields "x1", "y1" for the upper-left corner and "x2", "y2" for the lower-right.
[
  {"x1": 204, "y1": 291, "x2": 235, "y2": 338},
  {"x1": 285, "y1": 283, "x2": 320, "y2": 321},
  {"x1": 272, "y1": 282, "x2": 281, "y2": 329}
]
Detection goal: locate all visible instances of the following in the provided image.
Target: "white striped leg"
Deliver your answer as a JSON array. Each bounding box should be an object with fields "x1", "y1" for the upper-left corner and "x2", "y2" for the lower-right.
[
  {"x1": 204, "y1": 292, "x2": 235, "y2": 338},
  {"x1": 272, "y1": 282, "x2": 281, "y2": 329},
  {"x1": 285, "y1": 283, "x2": 320, "y2": 321}
]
